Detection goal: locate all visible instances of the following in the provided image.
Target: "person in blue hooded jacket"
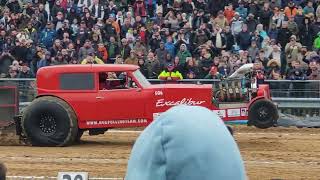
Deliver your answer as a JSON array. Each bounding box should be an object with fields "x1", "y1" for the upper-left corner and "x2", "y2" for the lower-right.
[{"x1": 125, "y1": 105, "x2": 246, "y2": 180}]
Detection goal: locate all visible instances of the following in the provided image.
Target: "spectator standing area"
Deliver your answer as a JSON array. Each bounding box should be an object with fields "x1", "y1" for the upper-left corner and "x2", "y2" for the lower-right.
[{"x1": 0, "y1": 0, "x2": 319, "y2": 81}]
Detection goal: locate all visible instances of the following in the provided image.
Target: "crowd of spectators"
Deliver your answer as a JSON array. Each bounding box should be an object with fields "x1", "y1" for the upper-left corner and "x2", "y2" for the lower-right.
[{"x1": 0, "y1": 0, "x2": 319, "y2": 81}]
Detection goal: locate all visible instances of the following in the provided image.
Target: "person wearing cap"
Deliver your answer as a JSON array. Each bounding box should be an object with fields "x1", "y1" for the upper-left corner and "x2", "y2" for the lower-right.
[
  {"x1": 125, "y1": 105, "x2": 246, "y2": 180},
  {"x1": 158, "y1": 63, "x2": 183, "y2": 81},
  {"x1": 81, "y1": 52, "x2": 104, "y2": 64},
  {"x1": 285, "y1": 35, "x2": 302, "y2": 65},
  {"x1": 204, "y1": 66, "x2": 223, "y2": 79}
]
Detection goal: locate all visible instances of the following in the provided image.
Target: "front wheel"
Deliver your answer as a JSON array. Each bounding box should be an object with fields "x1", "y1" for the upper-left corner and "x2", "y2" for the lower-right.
[{"x1": 248, "y1": 99, "x2": 278, "y2": 129}]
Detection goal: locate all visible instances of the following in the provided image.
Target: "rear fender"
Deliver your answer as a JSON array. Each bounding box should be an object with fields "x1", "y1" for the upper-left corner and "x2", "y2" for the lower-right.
[
  {"x1": 34, "y1": 95, "x2": 79, "y2": 127},
  {"x1": 247, "y1": 96, "x2": 266, "y2": 109}
]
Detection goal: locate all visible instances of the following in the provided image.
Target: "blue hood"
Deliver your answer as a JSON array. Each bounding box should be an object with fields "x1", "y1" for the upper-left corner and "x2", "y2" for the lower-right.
[{"x1": 125, "y1": 105, "x2": 246, "y2": 180}]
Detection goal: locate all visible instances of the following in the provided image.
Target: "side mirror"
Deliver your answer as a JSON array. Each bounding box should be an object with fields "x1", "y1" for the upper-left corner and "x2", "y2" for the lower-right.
[{"x1": 136, "y1": 88, "x2": 142, "y2": 92}]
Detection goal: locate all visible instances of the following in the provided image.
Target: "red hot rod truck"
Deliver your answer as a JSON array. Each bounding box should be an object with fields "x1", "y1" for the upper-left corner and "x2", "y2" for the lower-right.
[{"x1": 15, "y1": 64, "x2": 278, "y2": 146}]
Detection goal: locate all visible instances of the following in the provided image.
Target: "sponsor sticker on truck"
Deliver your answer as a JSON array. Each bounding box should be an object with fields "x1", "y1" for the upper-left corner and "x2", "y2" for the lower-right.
[
  {"x1": 212, "y1": 110, "x2": 226, "y2": 118},
  {"x1": 227, "y1": 109, "x2": 241, "y2": 117}
]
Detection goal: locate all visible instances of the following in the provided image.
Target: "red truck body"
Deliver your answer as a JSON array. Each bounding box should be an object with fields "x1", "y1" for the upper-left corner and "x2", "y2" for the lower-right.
[{"x1": 36, "y1": 64, "x2": 272, "y2": 130}]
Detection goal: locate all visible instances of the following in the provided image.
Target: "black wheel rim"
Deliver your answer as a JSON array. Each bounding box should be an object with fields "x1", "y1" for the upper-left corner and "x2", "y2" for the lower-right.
[
  {"x1": 257, "y1": 106, "x2": 271, "y2": 122},
  {"x1": 39, "y1": 114, "x2": 57, "y2": 136}
]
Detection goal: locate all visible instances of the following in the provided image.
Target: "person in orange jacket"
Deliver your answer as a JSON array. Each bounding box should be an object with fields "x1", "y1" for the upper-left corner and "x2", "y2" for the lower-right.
[
  {"x1": 97, "y1": 43, "x2": 108, "y2": 63},
  {"x1": 284, "y1": 1, "x2": 297, "y2": 18},
  {"x1": 224, "y1": 4, "x2": 235, "y2": 24}
]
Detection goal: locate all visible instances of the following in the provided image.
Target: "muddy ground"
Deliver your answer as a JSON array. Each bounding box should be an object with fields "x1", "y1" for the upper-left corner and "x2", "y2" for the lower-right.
[{"x1": 0, "y1": 126, "x2": 320, "y2": 180}]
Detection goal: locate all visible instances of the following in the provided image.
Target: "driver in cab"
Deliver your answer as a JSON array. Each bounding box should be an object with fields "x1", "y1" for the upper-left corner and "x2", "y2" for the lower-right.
[{"x1": 99, "y1": 72, "x2": 125, "y2": 90}]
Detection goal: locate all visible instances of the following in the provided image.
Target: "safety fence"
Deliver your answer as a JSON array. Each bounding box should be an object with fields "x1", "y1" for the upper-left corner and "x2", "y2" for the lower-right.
[{"x1": 0, "y1": 78, "x2": 320, "y2": 116}]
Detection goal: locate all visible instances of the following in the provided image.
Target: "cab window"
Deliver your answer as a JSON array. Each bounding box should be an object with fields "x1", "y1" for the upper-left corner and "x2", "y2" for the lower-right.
[
  {"x1": 60, "y1": 73, "x2": 95, "y2": 90},
  {"x1": 98, "y1": 72, "x2": 138, "y2": 90}
]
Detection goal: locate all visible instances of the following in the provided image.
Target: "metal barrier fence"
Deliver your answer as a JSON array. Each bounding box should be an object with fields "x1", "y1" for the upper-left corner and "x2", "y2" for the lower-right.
[{"x1": 0, "y1": 78, "x2": 320, "y2": 116}]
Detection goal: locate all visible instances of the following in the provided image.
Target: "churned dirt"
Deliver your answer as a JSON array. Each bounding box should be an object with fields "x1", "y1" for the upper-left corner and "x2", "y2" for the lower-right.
[{"x1": 0, "y1": 126, "x2": 320, "y2": 180}]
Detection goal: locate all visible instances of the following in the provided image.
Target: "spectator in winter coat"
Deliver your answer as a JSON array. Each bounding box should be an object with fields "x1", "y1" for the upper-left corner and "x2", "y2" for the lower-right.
[
  {"x1": 230, "y1": 13, "x2": 243, "y2": 35},
  {"x1": 18, "y1": 65, "x2": 34, "y2": 78},
  {"x1": 165, "y1": 36, "x2": 176, "y2": 57},
  {"x1": 285, "y1": 35, "x2": 302, "y2": 65},
  {"x1": 237, "y1": 24, "x2": 251, "y2": 50},
  {"x1": 125, "y1": 50, "x2": 139, "y2": 65},
  {"x1": 81, "y1": 53, "x2": 104, "y2": 64},
  {"x1": 245, "y1": 13, "x2": 258, "y2": 33},
  {"x1": 258, "y1": 3, "x2": 273, "y2": 30},
  {"x1": 236, "y1": 2, "x2": 248, "y2": 20},
  {"x1": 78, "y1": 40, "x2": 95, "y2": 60},
  {"x1": 133, "y1": 38, "x2": 147, "y2": 56},
  {"x1": 106, "y1": 36, "x2": 119, "y2": 64},
  {"x1": 268, "y1": 23, "x2": 279, "y2": 40},
  {"x1": 120, "y1": 38, "x2": 132, "y2": 60},
  {"x1": 138, "y1": 58, "x2": 149, "y2": 78},
  {"x1": 145, "y1": 52, "x2": 161, "y2": 79},
  {"x1": 198, "y1": 52, "x2": 213, "y2": 78},
  {"x1": 96, "y1": 43, "x2": 108, "y2": 63},
  {"x1": 224, "y1": 26, "x2": 235, "y2": 51},
  {"x1": 284, "y1": 1, "x2": 297, "y2": 18},
  {"x1": 287, "y1": 16, "x2": 299, "y2": 35},
  {"x1": 40, "y1": 22, "x2": 56, "y2": 49},
  {"x1": 303, "y1": 1, "x2": 314, "y2": 15},
  {"x1": 277, "y1": 22, "x2": 292, "y2": 49},
  {"x1": 224, "y1": 4, "x2": 235, "y2": 24},
  {"x1": 248, "y1": 40, "x2": 259, "y2": 62},
  {"x1": 271, "y1": 8, "x2": 285, "y2": 29},
  {"x1": 176, "y1": 44, "x2": 191, "y2": 65},
  {"x1": 37, "y1": 51, "x2": 52, "y2": 69},
  {"x1": 155, "y1": 42, "x2": 169, "y2": 66},
  {"x1": 125, "y1": 105, "x2": 246, "y2": 180},
  {"x1": 158, "y1": 63, "x2": 183, "y2": 81}
]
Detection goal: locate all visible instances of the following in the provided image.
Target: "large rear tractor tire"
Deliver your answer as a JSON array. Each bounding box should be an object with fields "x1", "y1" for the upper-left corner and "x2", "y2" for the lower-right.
[
  {"x1": 22, "y1": 96, "x2": 78, "y2": 146},
  {"x1": 248, "y1": 99, "x2": 278, "y2": 129}
]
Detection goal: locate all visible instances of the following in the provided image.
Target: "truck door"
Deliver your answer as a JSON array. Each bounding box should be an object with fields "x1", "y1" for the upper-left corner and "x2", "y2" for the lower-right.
[{"x1": 95, "y1": 71, "x2": 147, "y2": 126}]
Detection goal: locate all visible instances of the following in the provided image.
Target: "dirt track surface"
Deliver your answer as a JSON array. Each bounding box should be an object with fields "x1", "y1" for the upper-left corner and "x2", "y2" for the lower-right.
[{"x1": 1, "y1": 126, "x2": 320, "y2": 180}]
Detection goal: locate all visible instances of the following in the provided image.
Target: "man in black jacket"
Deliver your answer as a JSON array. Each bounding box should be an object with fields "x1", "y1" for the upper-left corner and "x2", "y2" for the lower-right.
[{"x1": 236, "y1": 24, "x2": 251, "y2": 50}]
